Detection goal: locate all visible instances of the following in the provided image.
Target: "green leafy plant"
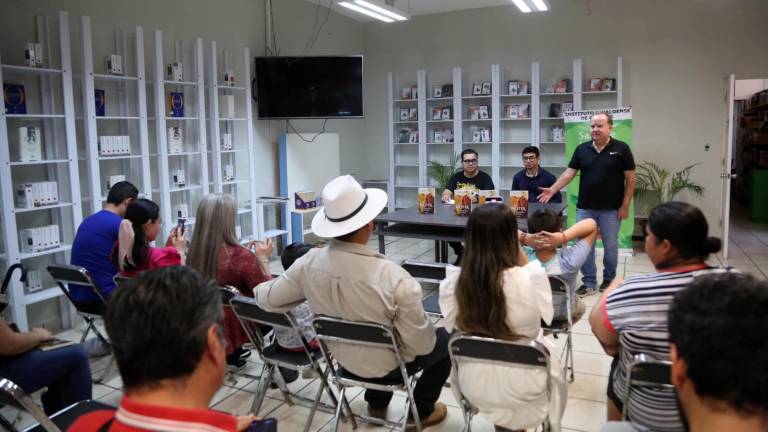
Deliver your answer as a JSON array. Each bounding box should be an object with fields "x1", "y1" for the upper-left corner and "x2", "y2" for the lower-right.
[
  {"x1": 427, "y1": 153, "x2": 460, "y2": 191},
  {"x1": 634, "y1": 161, "x2": 705, "y2": 214}
]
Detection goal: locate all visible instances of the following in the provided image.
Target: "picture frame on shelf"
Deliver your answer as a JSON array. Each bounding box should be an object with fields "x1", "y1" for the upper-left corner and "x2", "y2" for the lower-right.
[
  {"x1": 434, "y1": 130, "x2": 444, "y2": 143},
  {"x1": 508, "y1": 80, "x2": 519, "y2": 95},
  {"x1": 472, "y1": 82, "x2": 482, "y2": 95},
  {"x1": 562, "y1": 102, "x2": 574, "y2": 114},
  {"x1": 505, "y1": 104, "x2": 519, "y2": 119},
  {"x1": 441, "y1": 84, "x2": 453, "y2": 97},
  {"x1": 432, "y1": 86, "x2": 442, "y2": 98},
  {"x1": 401, "y1": 86, "x2": 412, "y2": 100},
  {"x1": 519, "y1": 81, "x2": 529, "y2": 95},
  {"x1": 441, "y1": 107, "x2": 451, "y2": 120},
  {"x1": 519, "y1": 103, "x2": 530, "y2": 118},
  {"x1": 432, "y1": 107, "x2": 442, "y2": 121},
  {"x1": 478, "y1": 105, "x2": 489, "y2": 119},
  {"x1": 550, "y1": 125, "x2": 564, "y2": 142},
  {"x1": 398, "y1": 128, "x2": 411, "y2": 143},
  {"x1": 408, "y1": 107, "x2": 418, "y2": 121},
  {"x1": 481, "y1": 127, "x2": 490, "y2": 142},
  {"x1": 481, "y1": 82, "x2": 491, "y2": 95},
  {"x1": 469, "y1": 106, "x2": 480, "y2": 120},
  {"x1": 408, "y1": 129, "x2": 419, "y2": 143},
  {"x1": 549, "y1": 103, "x2": 563, "y2": 118},
  {"x1": 601, "y1": 78, "x2": 615, "y2": 91},
  {"x1": 588, "y1": 78, "x2": 603, "y2": 91},
  {"x1": 400, "y1": 108, "x2": 409, "y2": 121},
  {"x1": 472, "y1": 130, "x2": 482, "y2": 143},
  {"x1": 555, "y1": 79, "x2": 570, "y2": 93}
]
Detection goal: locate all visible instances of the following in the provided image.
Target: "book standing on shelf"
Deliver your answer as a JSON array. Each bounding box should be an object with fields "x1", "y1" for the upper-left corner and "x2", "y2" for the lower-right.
[
  {"x1": 588, "y1": 78, "x2": 603, "y2": 91},
  {"x1": 168, "y1": 92, "x2": 184, "y2": 117},
  {"x1": 432, "y1": 107, "x2": 442, "y2": 121},
  {"x1": 481, "y1": 82, "x2": 491, "y2": 95},
  {"x1": 18, "y1": 126, "x2": 42, "y2": 162},
  {"x1": 95, "y1": 89, "x2": 105, "y2": 117},
  {"x1": 408, "y1": 107, "x2": 418, "y2": 121},
  {"x1": 469, "y1": 106, "x2": 480, "y2": 120},
  {"x1": 441, "y1": 84, "x2": 453, "y2": 97},
  {"x1": 549, "y1": 103, "x2": 563, "y2": 118},
  {"x1": 554, "y1": 79, "x2": 570, "y2": 93},
  {"x1": 509, "y1": 191, "x2": 529, "y2": 218},
  {"x1": 472, "y1": 82, "x2": 482, "y2": 95},
  {"x1": 400, "y1": 108, "x2": 409, "y2": 121},
  {"x1": 562, "y1": 102, "x2": 574, "y2": 113},
  {"x1": 602, "y1": 78, "x2": 615, "y2": 91},
  {"x1": 418, "y1": 188, "x2": 435, "y2": 214},
  {"x1": 479, "y1": 105, "x2": 489, "y2": 119},
  {"x1": 4, "y1": 84, "x2": 27, "y2": 114},
  {"x1": 432, "y1": 86, "x2": 442, "y2": 98},
  {"x1": 508, "y1": 80, "x2": 519, "y2": 95},
  {"x1": 441, "y1": 107, "x2": 451, "y2": 120}
]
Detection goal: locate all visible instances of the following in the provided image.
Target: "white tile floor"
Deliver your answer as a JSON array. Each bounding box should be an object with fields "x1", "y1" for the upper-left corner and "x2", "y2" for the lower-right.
[{"x1": 5, "y1": 218, "x2": 767, "y2": 431}]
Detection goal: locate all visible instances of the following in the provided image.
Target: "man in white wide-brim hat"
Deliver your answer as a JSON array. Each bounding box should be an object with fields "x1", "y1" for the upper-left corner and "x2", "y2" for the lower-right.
[{"x1": 254, "y1": 175, "x2": 449, "y2": 428}]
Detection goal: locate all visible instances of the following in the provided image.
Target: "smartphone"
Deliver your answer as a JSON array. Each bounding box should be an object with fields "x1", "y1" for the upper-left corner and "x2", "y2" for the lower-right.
[
  {"x1": 246, "y1": 418, "x2": 277, "y2": 432},
  {"x1": 177, "y1": 218, "x2": 186, "y2": 235}
]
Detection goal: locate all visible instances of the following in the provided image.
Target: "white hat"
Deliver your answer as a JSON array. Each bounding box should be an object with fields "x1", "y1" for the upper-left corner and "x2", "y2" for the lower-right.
[{"x1": 311, "y1": 175, "x2": 388, "y2": 238}]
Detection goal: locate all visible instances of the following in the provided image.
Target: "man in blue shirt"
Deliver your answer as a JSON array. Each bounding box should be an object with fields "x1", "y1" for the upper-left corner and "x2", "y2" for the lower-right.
[
  {"x1": 70, "y1": 181, "x2": 138, "y2": 312},
  {"x1": 511, "y1": 146, "x2": 561, "y2": 203}
]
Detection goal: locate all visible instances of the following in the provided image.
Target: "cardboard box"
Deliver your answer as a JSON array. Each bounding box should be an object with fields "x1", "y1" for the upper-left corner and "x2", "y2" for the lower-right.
[
  {"x1": 18, "y1": 126, "x2": 42, "y2": 162},
  {"x1": 220, "y1": 94, "x2": 235, "y2": 118},
  {"x1": 168, "y1": 127, "x2": 183, "y2": 154},
  {"x1": 455, "y1": 189, "x2": 472, "y2": 216},
  {"x1": 418, "y1": 187, "x2": 435, "y2": 214},
  {"x1": 107, "y1": 175, "x2": 126, "y2": 190},
  {"x1": 171, "y1": 169, "x2": 186, "y2": 187},
  {"x1": 173, "y1": 203, "x2": 189, "y2": 219},
  {"x1": 167, "y1": 62, "x2": 183, "y2": 81}
]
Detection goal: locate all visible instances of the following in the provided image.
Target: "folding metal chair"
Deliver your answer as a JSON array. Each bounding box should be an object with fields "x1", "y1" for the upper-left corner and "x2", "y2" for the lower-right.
[
  {"x1": 229, "y1": 295, "x2": 339, "y2": 432},
  {"x1": 46, "y1": 264, "x2": 113, "y2": 382},
  {"x1": 622, "y1": 353, "x2": 675, "y2": 422},
  {"x1": 448, "y1": 333, "x2": 553, "y2": 432},
  {"x1": 540, "y1": 275, "x2": 574, "y2": 382},
  {"x1": 112, "y1": 274, "x2": 133, "y2": 289},
  {"x1": 401, "y1": 260, "x2": 447, "y2": 318},
  {"x1": 312, "y1": 315, "x2": 424, "y2": 432},
  {"x1": 0, "y1": 378, "x2": 112, "y2": 432},
  {"x1": 1, "y1": 264, "x2": 26, "y2": 314}
]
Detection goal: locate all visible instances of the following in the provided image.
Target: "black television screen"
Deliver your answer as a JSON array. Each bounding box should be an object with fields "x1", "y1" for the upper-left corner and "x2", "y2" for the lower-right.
[{"x1": 254, "y1": 56, "x2": 363, "y2": 119}]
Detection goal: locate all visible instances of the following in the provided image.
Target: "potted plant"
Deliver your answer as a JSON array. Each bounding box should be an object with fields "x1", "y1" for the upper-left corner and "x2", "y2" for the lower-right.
[
  {"x1": 634, "y1": 161, "x2": 705, "y2": 215},
  {"x1": 427, "y1": 153, "x2": 460, "y2": 191}
]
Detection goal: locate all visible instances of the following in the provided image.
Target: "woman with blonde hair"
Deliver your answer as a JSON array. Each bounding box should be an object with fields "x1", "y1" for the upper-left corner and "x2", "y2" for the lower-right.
[
  {"x1": 112, "y1": 198, "x2": 186, "y2": 277},
  {"x1": 439, "y1": 203, "x2": 567, "y2": 431},
  {"x1": 186, "y1": 193, "x2": 273, "y2": 368}
]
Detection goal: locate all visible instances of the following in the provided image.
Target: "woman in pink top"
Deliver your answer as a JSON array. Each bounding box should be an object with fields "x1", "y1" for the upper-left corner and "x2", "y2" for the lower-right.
[{"x1": 112, "y1": 198, "x2": 187, "y2": 277}]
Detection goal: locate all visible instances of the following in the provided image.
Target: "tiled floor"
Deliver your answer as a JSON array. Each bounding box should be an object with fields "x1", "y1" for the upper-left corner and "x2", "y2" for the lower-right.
[{"x1": 4, "y1": 217, "x2": 767, "y2": 431}]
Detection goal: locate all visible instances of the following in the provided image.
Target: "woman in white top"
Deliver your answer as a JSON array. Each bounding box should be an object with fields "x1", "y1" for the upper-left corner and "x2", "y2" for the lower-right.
[{"x1": 439, "y1": 203, "x2": 567, "y2": 431}]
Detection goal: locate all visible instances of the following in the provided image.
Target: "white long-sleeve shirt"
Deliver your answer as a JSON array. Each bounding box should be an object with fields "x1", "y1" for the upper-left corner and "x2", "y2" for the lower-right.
[{"x1": 254, "y1": 239, "x2": 436, "y2": 378}]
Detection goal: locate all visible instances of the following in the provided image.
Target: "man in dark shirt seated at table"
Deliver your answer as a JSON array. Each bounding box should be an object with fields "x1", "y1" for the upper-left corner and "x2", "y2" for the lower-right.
[
  {"x1": 512, "y1": 146, "x2": 561, "y2": 203},
  {"x1": 440, "y1": 148, "x2": 495, "y2": 265}
]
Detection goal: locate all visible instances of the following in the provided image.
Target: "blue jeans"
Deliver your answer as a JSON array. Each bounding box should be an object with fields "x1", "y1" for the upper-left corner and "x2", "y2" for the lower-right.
[
  {"x1": 576, "y1": 208, "x2": 620, "y2": 287},
  {"x1": 0, "y1": 344, "x2": 92, "y2": 414}
]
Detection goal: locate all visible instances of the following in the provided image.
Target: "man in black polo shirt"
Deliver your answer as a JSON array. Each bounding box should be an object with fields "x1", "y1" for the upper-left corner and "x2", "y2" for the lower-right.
[
  {"x1": 539, "y1": 112, "x2": 635, "y2": 296},
  {"x1": 511, "y1": 146, "x2": 561, "y2": 203},
  {"x1": 441, "y1": 148, "x2": 495, "y2": 264}
]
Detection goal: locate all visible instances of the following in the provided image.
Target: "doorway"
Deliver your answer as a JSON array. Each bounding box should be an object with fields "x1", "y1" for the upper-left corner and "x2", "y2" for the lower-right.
[{"x1": 722, "y1": 78, "x2": 768, "y2": 278}]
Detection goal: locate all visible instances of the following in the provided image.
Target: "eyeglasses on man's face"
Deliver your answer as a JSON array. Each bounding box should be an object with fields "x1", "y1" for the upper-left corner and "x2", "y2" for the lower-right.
[
  {"x1": 462, "y1": 159, "x2": 478, "y2": 164},
  {"x1": 522, "y1": 155, "x2": 538, "y2": 161}
]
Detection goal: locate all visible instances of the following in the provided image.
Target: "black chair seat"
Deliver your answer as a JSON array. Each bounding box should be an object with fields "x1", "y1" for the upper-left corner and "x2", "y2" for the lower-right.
[
  {"x1": 337, "y1": 368, "x2": 405, "y2": 387},
  {"x1": 261, "y1": 344, "x2": 321, "y2": 367},
  {"x1": 26, "y1": 400, "x2": 114, "y2": 432}
]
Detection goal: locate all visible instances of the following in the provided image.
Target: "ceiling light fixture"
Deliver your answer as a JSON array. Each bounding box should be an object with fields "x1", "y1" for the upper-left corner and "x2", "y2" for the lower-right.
[
  {"x1": 338, "y1": 0, "x2": 410, "y2": 23},
  {"x1": 511, "y1": 0, "x2": 549, "y2": 13},
  {"x1": 338, "y1": 2, "x2": 395, "y2": 22},
  {"x1": 354, "y1": 0, "x2": 409, "y2": 21}
]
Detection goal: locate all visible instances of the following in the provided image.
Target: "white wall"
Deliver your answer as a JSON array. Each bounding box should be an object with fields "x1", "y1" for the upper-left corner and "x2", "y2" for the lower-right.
[{"x1": 360, "y1": 0, "x2": 768, "y2": 234}]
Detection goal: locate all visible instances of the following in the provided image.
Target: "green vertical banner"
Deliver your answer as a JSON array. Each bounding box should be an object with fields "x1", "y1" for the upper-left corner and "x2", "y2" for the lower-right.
[{"x1": 563, "y1": 107, "x2": 634, "y2": 251}]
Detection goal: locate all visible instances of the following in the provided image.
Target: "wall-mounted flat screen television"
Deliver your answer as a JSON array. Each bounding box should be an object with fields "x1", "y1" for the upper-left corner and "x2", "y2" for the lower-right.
[{"x1": 254, "y1": 56, "x2": 363, "y2": 119}]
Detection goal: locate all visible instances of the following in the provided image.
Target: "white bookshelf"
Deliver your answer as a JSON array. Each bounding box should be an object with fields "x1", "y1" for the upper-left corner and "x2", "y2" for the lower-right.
[
  {"x1": 0, "y1": 11, "x2": 82, "y2": 331},
  {"x1": 207, "y1": 42, "x2": 258, "y2": 243},
  {"x1": 80, "y1": 16, "x2": 151, "y2": 214},
  {"x1": 386, "y1": 58, "x2": 623, "y2": 197},
  {"x1": 152, "y1": 32, "x2": 208, "y2": 239}
]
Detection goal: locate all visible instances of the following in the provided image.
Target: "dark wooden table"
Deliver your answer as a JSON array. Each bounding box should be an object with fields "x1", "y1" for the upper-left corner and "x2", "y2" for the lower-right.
[{"x1": 374, "y1": 202, "x2": 567, "y2": 262}]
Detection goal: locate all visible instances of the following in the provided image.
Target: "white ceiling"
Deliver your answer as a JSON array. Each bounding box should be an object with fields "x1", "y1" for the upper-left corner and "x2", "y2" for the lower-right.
[{"x1": 305, "y1": 0, "x2": 515, "y2": 22}]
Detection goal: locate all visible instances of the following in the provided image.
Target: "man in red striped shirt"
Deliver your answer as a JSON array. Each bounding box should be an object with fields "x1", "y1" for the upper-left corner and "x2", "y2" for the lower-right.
[{"x1": 69, "y1": 267, "x2": 257, "y2": 431}]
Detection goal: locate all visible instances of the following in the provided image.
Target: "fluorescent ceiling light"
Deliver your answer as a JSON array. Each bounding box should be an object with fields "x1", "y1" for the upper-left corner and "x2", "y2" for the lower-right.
[
  {"x1": 339, "y1": 1, "x2": 395, "y2": 22},
  {"x1": 511, "y1": 0, "x2": 532, "y2": 13},
  {"x1": 353, "y1": 0, "x2": 409, "y2": 21},
  {"x1": 530, "y1": 0, "x2": 548, "y2": 11}
]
